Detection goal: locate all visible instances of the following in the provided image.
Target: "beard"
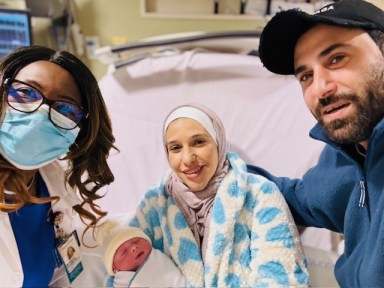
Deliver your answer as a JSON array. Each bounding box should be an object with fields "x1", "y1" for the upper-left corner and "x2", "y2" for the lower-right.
[{"x1": 314, "y1": 64, "x2": 384, "y2": 144}]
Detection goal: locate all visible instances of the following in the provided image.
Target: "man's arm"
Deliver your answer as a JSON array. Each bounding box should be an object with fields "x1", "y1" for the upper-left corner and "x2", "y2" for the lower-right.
[{"x1": 247, "y1": 145, "x2": 356, "y2": 233}]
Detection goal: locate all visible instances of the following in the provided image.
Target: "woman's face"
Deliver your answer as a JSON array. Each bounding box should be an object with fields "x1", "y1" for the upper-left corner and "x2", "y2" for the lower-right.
[
  {"x1": 165, "y1": 118, "x2": 219, "y2": 192},
  {"x1": 67, "y1": 247, "x2": 75, "y2": 258}
]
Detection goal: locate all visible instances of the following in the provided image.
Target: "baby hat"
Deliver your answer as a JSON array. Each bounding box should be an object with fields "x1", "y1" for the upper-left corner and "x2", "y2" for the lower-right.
[{"x1": 96, "y1": 220, "x2": 152, "y2": 275}]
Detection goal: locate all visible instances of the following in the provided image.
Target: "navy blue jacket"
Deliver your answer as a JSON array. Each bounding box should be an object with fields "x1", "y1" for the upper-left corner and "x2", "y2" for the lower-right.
[{"x1": 248, "y1": 118, "x2": 384, "y2": 287}]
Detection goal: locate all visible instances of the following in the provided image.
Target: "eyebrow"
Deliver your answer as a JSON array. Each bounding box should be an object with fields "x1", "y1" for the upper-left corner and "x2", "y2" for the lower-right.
[
  {"x1": 294, "y1": 43, "x2": 348, "y2": 76},
  {"x1": 166, "y1": 133, "x2": 209, "y2": 146},
  {"x1": 16, "y1": 78, "x2": 42, "y2": 90}
]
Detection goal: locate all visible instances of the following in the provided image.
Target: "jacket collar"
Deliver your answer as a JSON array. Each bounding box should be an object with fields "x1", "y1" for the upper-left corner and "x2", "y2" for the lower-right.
[
  {"x1": 0, "y1": 160, "x2": 81, "y2": 239},
  {"x1": 39, "y1": 160, "x2": 80, "y2": 208}
]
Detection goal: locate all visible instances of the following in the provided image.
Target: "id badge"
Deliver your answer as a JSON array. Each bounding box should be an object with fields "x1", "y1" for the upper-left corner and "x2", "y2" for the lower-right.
[{"x1": 56, "y1": 230, "x2": 84, "y2": 283}]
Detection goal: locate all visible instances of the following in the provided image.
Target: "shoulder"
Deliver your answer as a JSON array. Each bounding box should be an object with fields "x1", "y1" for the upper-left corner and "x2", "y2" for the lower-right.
[
  {"x1": 227, "y1": 152, "x2": 280, "y2": 193},
  {"x1": 39, "y1": 160, "x2": 80, "y2": 203},
  {"x1": 39, "y1": 160, "x2": 67, "y2": 180}
]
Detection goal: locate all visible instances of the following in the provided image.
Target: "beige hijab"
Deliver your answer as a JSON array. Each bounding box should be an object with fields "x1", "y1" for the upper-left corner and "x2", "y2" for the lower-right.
[{"x1": 163, "y1": 103, "x2": 229, "y2": 259}]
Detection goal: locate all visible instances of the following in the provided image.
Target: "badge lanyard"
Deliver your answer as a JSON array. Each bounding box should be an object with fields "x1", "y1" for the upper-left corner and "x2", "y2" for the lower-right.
[{"x1": 48, "y1": 210, "x2": 83, "y2": 283}]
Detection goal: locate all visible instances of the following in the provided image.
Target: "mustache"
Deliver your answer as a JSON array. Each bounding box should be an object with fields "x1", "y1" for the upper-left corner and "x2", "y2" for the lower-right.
[
  {"x1": 315, "y1": 93, "x2": 359, "y2": 117},
  {"x1": 318, "y1": 93, "x2": 358, "y2": 107}
]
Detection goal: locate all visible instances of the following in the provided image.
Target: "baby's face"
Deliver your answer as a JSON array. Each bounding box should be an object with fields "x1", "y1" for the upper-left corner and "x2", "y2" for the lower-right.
[{"x1": 113, "y1": 237, "x2": 152, "y2": 272}]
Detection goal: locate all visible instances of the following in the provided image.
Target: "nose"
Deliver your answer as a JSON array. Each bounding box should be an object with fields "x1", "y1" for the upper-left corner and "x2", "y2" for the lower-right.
[
  {"x1": 182, "y1": 148, "x2": 197, "y2": 165},
  {"x1": 311, "y1": 67, "x2": 337, "y2": 99}
]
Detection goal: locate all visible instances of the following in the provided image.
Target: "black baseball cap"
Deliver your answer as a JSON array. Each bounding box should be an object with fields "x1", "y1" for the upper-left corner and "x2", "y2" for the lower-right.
[{"x1": 258, "y1": 0, "x2": 384, "y2": 75}]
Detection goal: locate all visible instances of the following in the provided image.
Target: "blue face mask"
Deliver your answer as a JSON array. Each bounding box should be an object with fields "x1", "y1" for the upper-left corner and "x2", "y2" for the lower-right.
[{"x1": 0, "y1": 106, "x2": 80, "y2": 170}]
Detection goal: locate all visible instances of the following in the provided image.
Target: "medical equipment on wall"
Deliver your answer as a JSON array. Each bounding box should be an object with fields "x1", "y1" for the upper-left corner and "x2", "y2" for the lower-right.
[
  {"x1": 94, "y1": 30, "x2": 261, "y2": 71},
  {"x1": 25, "y1": 0, "x2": 84, "y2": 56},
  {"x1": 0, "y1": 7, "x2": 32, "y2": 57}
]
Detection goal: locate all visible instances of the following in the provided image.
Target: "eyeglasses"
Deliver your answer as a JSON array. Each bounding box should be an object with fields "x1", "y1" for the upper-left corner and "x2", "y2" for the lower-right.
[{"x1": 4, "y1": 78, "x2": 88, "y2": 130}]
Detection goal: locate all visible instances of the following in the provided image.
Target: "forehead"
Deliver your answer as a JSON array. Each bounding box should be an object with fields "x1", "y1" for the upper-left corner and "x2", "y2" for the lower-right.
[
  {"x1": 15, "y1": 60, "x2": 81, "y2": 103},
  {"x1": 294, "y1": 25, "x2": 372, "y2": 62},
  {"x1": 166, "y1": 118, "x2": 207, "y2": 137},
  {"x1": 16, "y1": 61, "x2": 68, "y2": 80},
  {"x1": 116, "y1": 237, "x2": 149, "y2": 250}
]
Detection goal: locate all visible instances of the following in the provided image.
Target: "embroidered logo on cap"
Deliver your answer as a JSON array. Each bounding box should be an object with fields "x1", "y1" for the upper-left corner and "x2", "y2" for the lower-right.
[{"x1": 315, "y1": 5, "x2": 334, "y2": 14}]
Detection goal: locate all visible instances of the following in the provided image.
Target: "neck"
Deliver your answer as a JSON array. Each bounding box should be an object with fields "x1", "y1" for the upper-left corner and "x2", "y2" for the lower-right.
[
  {"x1": 358, "y1": 140, "x2": 368, "y2": 151},
  {"x1": 355, "y1": 143, "x2": 366, "y2": 158},
  {"x1": 23, "y1": 170, "x2": 38, "y2": 195}
]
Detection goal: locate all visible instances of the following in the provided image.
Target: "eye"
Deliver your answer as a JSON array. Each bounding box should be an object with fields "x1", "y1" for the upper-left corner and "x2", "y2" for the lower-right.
[
  {"x1": 193, "y1": 138, "x2": 206, "y2": 146},
  {"x1": 330, "y1": 54, "x2": 346, "y2": 65},
  {"x1": 9, "y1": 86, "x2": 41, "y2": 102},
  {"x1": 119, "y1": 249, "x2": 127, "y2": 258},
  {"x1": 52, "y1": 101, "x2": 84, "y2": 122},
  {"x1": 168, "y1": 144, "x2": 181, "y2": 153},
  {"x1": 298, "y1": 72, "x2": 313, "y2": 83}
]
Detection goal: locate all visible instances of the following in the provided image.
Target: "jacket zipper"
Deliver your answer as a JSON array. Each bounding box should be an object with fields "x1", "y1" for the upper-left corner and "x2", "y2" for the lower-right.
[
  {"x1": 359, "y1": 180, "x2": 366, "y2": 208},
  {"x1": 311, "y1": 127, "x2": 369, "y2": 208}
]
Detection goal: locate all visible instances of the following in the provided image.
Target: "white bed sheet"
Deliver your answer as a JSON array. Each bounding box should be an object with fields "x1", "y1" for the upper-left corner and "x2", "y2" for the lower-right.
[{"x1": 98, "y1": 50, "x2": 324, "y2": 214}]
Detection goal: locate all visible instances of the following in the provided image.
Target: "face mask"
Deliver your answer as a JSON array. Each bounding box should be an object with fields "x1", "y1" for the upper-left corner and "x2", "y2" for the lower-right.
[{"x1": 0, "y1": 106, "x2": 80, "y2": 170}]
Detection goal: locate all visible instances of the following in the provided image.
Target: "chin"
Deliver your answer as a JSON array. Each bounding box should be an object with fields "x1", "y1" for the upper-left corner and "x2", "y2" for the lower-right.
[{"x1": 189, "y1": 184, "x2": 207, "y2": 192}]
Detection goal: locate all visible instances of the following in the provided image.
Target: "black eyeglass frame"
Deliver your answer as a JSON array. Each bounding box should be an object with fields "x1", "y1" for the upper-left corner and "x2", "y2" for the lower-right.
[{"x1": 3, "y1": 78, "x2": 88, "y2": 130}]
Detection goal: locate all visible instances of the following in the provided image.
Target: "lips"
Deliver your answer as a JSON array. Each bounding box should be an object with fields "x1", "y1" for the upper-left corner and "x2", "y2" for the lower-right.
[
  {"x1": 135, "y1": 251, "x2": 144, "y2": 260},
  {"x1": 319, "y1": 97, "x2": 351, "y2": 122},
  {"x1": 324, "y1": 102, "x2": 350, "y2": 115},
  {"x1": 183, "y1": 165, "x2": 203, "y2": 179},
  {"x1": 184, "y1": 167, "x2": 201, "y2": 174}
]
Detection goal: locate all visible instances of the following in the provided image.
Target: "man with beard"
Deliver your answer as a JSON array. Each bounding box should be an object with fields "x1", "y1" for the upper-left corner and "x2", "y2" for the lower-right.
[{"x1": 248, "y1": 0, "x2": 384, "y2": 286}]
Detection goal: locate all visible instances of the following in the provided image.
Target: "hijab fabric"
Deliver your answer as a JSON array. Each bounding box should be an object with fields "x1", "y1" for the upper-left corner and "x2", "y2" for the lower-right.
[{"x1": 163, "y1": 103, "x2": 229, "y2": 258}]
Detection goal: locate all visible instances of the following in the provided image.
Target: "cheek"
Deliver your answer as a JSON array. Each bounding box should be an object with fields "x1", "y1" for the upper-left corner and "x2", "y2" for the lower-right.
[
  {"x1": 168, "y1": 154, "x2": 180, "y2": 170},
  {"x1": 208, "y1": 147, "x2": 219, "y2": 171},
  {"x1": 115, "y1": 250, "x2": 124, "y2": 259},
  {"x1": 113, "y1": 252, "x2": 123, "y2": 267},
  {"x1": 303, "y1": 92, "x2": 316, "y2": 112}
]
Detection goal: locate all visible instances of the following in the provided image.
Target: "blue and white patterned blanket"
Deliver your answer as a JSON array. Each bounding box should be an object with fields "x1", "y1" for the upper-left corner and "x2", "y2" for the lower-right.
[{"x1": 129, "y1": 152, "x2": 308, "y2": 287}]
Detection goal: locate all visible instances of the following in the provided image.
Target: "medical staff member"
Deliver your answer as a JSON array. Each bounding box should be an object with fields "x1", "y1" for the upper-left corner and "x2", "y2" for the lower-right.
[{"x1": 0, "y1": 45, "x2": 116, "y2": 287}]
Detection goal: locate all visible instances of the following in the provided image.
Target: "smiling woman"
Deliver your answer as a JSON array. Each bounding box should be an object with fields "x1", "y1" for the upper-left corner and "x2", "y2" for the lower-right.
[{"x1": 127, "y1": 103, "x2": 309, "y2": 287}]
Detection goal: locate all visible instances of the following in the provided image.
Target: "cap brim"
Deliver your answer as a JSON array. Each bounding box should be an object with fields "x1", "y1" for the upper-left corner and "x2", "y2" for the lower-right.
[{"x1": 259, "y1": 9, "x2": 373, "y2": 75}]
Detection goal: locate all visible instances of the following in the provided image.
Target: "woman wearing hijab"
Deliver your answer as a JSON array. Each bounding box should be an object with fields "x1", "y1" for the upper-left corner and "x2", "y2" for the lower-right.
[{"x1": 128, "y1": 103, "x2": 308, "y2": 287}]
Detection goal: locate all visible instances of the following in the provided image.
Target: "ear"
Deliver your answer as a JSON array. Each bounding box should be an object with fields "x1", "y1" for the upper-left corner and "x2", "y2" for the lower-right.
[{"x1": 112, "y1": 265, "x2": 118, "y2": 274}]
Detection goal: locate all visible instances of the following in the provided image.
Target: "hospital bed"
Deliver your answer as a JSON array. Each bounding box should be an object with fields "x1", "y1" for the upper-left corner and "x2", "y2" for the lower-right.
[{"x1": 95, "y1": 31, "x2": 340, "y2": 287}]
